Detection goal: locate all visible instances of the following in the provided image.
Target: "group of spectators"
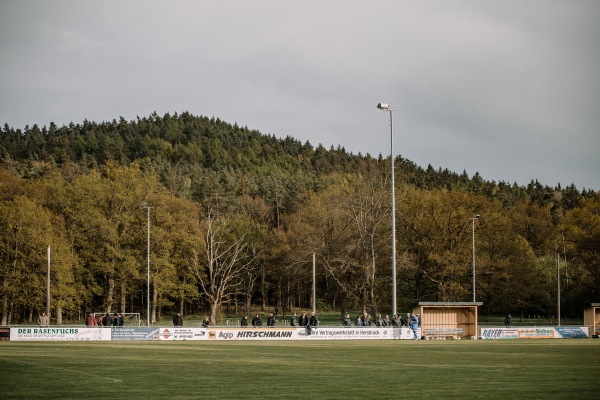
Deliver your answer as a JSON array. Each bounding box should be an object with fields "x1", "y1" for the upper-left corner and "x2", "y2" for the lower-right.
[
  {"x1": 342, "y1": 312, "x2": 420, "y2": 339},
  {"x1": 83, "y1": 312, "x2": 125, "y2": 327},
  {"x1": 172, "y1": 313, "x2": 211, "y2": 328},
  {"x1": 170, "y1": 310, "x2": 421, "y2": 334},
  {"x1": 345, "y1": 312, "x2": 418, "y2": 328},
  {"x1": 238, "y1": 311, "x2": 319, "y2": 328}
]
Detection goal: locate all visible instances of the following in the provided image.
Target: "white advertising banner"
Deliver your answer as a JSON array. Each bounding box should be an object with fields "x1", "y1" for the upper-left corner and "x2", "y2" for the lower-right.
[
  {"x1": 10, "y1": 327, "x2": 111, "y2": 341},
  {"x1": 158, "y1": 327, "x2": 208, "y2": 341},
  {"x1": 480, "y1": 326, "x2": 589, "y2": 339},
  {"x1": 304, "y1": 327, "x2": 395, "y2": 340},
  {"x1": 200, "y1": 327, "x2": 414, "y2": 340},
  {"x1": 394, "y1": 327, "x2": 421, "y2": 340},
  {"x1": 206, "y1": 327, "x2": 301, "y2": 341}
]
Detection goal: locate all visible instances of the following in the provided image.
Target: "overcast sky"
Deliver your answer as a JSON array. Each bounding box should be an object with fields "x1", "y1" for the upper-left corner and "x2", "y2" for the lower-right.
[{"x1": 1, "y1": 1, "x2": 599, "y2": 190}]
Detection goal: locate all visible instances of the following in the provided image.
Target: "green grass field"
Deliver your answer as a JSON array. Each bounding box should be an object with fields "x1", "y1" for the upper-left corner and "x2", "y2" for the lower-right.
[{"x1": 1, "y1": 340, "x2": 598, "y2": 399}]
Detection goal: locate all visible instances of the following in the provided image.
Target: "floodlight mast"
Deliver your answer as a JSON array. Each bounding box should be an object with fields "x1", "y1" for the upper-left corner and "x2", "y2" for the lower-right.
[
  {"x1": 142, "y1": 202, "x2": 152, "y2": 327},
  {"x1": 377, "y1": 102, "x2": 396, "y2": 317},
  {"x1": 471, "y1": 214, "x2": 480, "y2": 302}
]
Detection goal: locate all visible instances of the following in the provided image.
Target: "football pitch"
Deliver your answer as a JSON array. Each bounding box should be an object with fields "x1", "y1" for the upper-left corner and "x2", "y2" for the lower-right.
[{"x1": 1, "y1": 340, "x2": 598, "y2": 399}]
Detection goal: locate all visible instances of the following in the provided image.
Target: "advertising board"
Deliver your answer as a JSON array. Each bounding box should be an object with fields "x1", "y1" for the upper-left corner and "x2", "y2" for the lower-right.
[
  {"x1": 207, "y1": 327, "x2": 301, "y2": 340},
  {"x1": 303, "y1": 327, "x2": 396, "y2": 340},
  {"x1": 158, "y1": 327, "x2": 207, "y2": 341},
  {"x1": 480, "y1": 326, "x2": 589, "y2": 339},
  {"x1": 10, "y1": 327, "x2": 111, "y2": 341},
  {"x1": 111, "y1": 328, "x2": 159, "y2": 341},
  {"x1": 0, "y1": 327, "x2": 10, "y2": 341}
]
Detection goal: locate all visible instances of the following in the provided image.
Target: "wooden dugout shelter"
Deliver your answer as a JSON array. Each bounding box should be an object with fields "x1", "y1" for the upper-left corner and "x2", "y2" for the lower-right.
[
  {"x1": 583, "y1": 303, "x2": 600, "y2": 337},
  {"x1": 413, "y1": 302, "x2": 483, "y2": 339}
]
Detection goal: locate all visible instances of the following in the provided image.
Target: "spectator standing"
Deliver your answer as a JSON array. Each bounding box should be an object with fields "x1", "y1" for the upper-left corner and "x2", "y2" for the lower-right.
[
  {"x1": 298, "y1": 312, "x2": 308, "y2": 327},
  {"x1": 118, "y1": 313, "x2": 124, "y2": 327},
  {"x1": 267, "y1": 312, "x2": 276, "y2": 327},
  {"x1": 504, "y1": 314, "x2": 512, "y2": 327},
  {"x1": 290, "y1": 312, "x2": 297, "y2": 327},
  {"x1": 97, "y1": 314, "x2": 104, "y2": 327},
  {"x1": 112, "y1": 313, "x2": 120, "y2": 327},
  {"x1": 102, "y1": 312, "x2": 113, "y2": 327},
  {"x1": 355, "y1": 315, "x2": 363, "y2": 326},
  {"x1": 309, "y1": 312, "x2": 319, "y2": 327},
  {"x1": 252, "y1": 314, "x2": 262, "y2": 327},
  {"x1": 202, "y1": 317, "x2": 210, "y2": 328},
  {"x1": 401, "y1": 313, "x2": 409, "y2": 327},
  {"x1": 383, "y1": 315, "x2": 391, "y2": 327},
  {"x1": 392, "y1": 315, "x2": 400, "y2": 326},
  {"x1": 173, "y1": 312, "x2": 183, "y2": 327},
  {"x1": 342, "y1": 313, "x2": 351, "y2": 327},
  {"x1": 85, "y1": 313, "x2": 96, "y2": 327},
  {"x1": 38, "y1": 312, "x2": 49, "y2": 327},
  {"x1": 410, "y1": 313, "x2": 419, "y2": 340},
  {"x1": 375, "y1": 313, "x2": 384, "y2": 327},
  {"x1": 240, "y1": 315, "x2": 249, "y2": 326},
  {"x1": 362, "y1": 312, "x2": 371, "y2": 326}
]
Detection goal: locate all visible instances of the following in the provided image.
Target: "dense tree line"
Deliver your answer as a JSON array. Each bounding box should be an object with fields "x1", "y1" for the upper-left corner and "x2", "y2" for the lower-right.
[{"x1": 0, "y1": 112, "x2": 598, "y2": 324}]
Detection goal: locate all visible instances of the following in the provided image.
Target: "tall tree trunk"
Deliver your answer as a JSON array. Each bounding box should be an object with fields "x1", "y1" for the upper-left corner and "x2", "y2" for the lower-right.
[
  {"x1": 369, "y1": 251, "x2": 377, "y2": 315},
  {"x1": 1, "y1": 286, "x2": 8, "y2": 326},
  {"x1": 340, "y1": 296, "x2": 347, "y2": 318},
  {"x1": 261, "y1": 267, "x2": 267, "y2": 311},
  {"x1": 151, "y1": 286, "x2": 158, "y2": 324},
  {"x1": 107, "y1": 276, "x2": 115, "y2": 313},
  {"x1": 120, "y1": 281, "x2": 126, "y2": 312},
  {"x1": 56, "y1": 303, "x2": 63, "y2": 325},
  {"x1": 210, "y1": 302, "x2": 218, "y2": 325},
  {"x1": 8, "y1": 301, "x2": 14, "y2": 325}
]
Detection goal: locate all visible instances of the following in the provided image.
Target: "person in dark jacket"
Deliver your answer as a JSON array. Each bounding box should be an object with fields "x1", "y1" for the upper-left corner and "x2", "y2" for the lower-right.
[
  {"x1": 355, "y1": 315, "x2": 363, "y2": 326},
  {"x1": 298, "y1": 312, "x2": 308, "y2": 327},
  {"x1": 309, "y1": 312, "x2": 319, "y2": 327},
  {"x1": 504, "y1": 314, "x2": 512, "y2": 327},
  {"x1": 383, "y1": 315, "x2": 391, "y2": 327},
  {"x1": 342, "y1": 313, "x2": 351, "y2": 327},
  {"x1": 202, "y1": 317, "x2": 210, "y2": 328},
  {"x1": 362, "y1": 312, "x2": 371, "y2": 326},
  {"x1": 401, "y1": 313, "x2": 409, "y2": 327},
  {"x1": 173, "y1": 312, "x2": 183, "y2": 327},
  {"x1": 251, "y1": 314, "x2": 262, "y2": 327},
  {"x1": 240, "y1": 315, "x2": 248, "y2": 326},
  {"x1": 267, "y1": 312, "x2": 276, "y2": 327},
  {"x1": 102, "y1": 312, "x2": 112, "y2": 327}
]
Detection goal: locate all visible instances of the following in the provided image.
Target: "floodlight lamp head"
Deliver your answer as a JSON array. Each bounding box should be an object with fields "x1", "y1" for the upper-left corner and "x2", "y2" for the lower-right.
[
  {"x1": 142, "y1": 202, "x2": 148, "y2": 208},
  {"x1": 473, "y1": 214, "x2": 480, "y2": 219},
  {"x1": 377, "y1": 103, "x2": 389, "y2": 110}
]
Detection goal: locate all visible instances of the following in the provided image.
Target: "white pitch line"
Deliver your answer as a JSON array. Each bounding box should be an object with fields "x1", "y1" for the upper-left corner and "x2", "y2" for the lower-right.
[{"x1": 3, "y1": 358, "x2": 123, "y2": 383}]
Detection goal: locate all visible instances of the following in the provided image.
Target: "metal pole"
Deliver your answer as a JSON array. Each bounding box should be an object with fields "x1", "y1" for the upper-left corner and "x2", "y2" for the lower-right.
[
  {"x1": 472, "y1": 218, "x2": 476, "y2": 302},
  {"x1": 377, "y1": 103, "x2": 397, "y2": 317},
  {"x1": 557, "y1": 254, "x2": 561, "y2": 326},
  {"x1": 389, "y1": 110, "x2": 397, "y2": 317},
  {"x1": 47, "y1": 245, "x2": 51, "y2": 319},
  {"x1": 471, "y1": 214, "x2": 480, "y2": 302},
  {"x1": 142, "y1": 203, "x2": 151, "y2": 327},
  {"x1": 312, "y1": 252, "x2": 316, "y2": 314}
]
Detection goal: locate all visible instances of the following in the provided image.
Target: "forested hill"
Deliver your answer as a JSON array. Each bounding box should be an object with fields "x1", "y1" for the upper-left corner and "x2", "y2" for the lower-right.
[
  {"x1": 1, "y1": 111, "x2": 598, "y2": 325},
  {"x1": 0, "y1": 111, "x2": 594, "y2": 213}
]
